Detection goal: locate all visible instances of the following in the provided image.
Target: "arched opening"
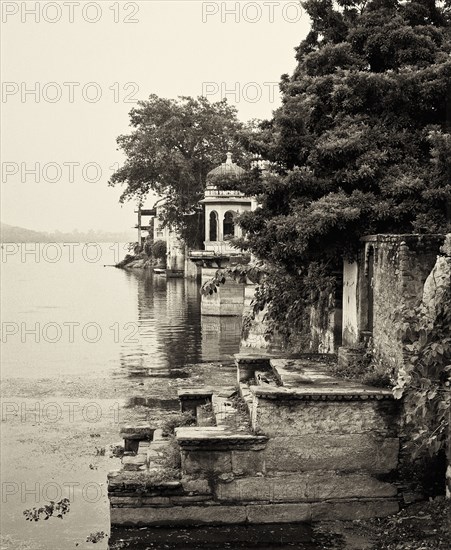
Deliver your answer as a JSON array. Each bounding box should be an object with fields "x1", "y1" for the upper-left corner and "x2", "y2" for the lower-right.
[
  {"x1": 223, "y1": 211, "x2": 235, "y2": 239},
  {"x1": 209, "y1": 211, "x2": 218, "y2": 242}
]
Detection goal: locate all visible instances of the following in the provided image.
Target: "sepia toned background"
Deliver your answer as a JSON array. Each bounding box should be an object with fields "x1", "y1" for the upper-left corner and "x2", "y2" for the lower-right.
[{"x1": 1, "y1": 1, "x2": 308, "y2": 234}]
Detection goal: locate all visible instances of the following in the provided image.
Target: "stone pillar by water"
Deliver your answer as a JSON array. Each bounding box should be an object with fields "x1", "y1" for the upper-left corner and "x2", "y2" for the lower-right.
[{"x1": 201, "y1": 267, "x2": 245, "y2": 316}]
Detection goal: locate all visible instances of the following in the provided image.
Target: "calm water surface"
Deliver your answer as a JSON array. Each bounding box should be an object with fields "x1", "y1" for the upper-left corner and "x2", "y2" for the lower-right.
[
  {"x1": 0, "y1": 244, "x2": 320, "y2": 549},
  {"x1": 1, "y1": 243, "x2": 241, "y2": 378}
]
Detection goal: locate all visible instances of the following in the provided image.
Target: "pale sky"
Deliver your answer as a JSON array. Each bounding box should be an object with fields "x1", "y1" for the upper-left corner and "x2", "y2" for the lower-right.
[{"x1": 1, "y1": 1, "x2": 309, "y2": 233}]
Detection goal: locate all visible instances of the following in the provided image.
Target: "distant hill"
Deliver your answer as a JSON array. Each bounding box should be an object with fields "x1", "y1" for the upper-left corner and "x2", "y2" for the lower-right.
[{"x1": 0, "y1": 223, "x2": 136, "y2": 243}]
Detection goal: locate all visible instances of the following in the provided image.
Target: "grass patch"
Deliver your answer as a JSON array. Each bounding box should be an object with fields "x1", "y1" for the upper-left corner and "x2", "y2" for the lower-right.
[
  {"x1": 328, "y1": 348, "x2": 392, "y2": 388},
  {"x1": 160, "y1": 411, "x2": 196, "y2": 436}
]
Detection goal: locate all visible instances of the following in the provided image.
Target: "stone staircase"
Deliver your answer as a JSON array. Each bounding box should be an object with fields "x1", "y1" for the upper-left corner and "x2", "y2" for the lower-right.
[{"x1": 109, "y1": 354, "x2": 400, "y2": 526}]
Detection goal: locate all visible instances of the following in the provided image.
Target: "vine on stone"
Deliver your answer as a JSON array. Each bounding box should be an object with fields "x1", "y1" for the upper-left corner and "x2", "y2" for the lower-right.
[{"x1": 393, "y1": 282, "x2": 451, "y2": 459}]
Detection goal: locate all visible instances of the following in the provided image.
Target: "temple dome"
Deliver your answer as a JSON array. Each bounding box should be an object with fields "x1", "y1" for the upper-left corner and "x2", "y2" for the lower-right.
[{"x1": 206, "y1": 152, "x2": 246, "y2": 184}]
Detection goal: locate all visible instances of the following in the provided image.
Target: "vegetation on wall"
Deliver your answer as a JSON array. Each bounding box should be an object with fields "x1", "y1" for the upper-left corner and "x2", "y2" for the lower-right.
[
  {"x1": 393, "y1": 283, "x2": 451, "y2": 459},
  {"x1": 202, "y1": 261, "x2": 336, "y2": 350}
]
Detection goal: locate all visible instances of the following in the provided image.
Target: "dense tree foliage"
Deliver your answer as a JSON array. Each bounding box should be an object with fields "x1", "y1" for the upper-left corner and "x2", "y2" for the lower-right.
[
  {"x1": 234, "y1": 0, "x2": 451, "y2": 273},
  {"x1": 109, "y1": 95, "x2": 246, "y2": 244}
]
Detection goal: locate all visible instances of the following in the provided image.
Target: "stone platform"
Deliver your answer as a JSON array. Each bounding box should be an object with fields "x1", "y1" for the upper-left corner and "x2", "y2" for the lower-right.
[{"x1": 109, "y1": 355, "x2": 400, "y2": 526}]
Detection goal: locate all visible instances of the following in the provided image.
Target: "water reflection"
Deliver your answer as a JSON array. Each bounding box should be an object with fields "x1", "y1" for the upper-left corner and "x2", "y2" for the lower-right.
[
  {"x1": 109, "y1": 523, "x2": 320, "y2": 549},
  {"x1": 118, "y1": 270, "x2": 241, "y2": 378},
  {"x1": 201, "y1": 316, "x2": 243, "y2": 362}
]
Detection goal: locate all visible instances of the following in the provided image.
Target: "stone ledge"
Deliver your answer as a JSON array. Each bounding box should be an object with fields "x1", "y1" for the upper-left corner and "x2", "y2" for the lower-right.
[
  {"x1": 264, "y1": 435, "x2": 399, "y2": 473},
  {"x1": 178, "y1": 389, "x2": 214, "y2": 400},
  {"x1": 176, "y1": 427, "x2": 267, "y2": 450},
  {"x1": 110, "y1": 498, "x2": 399, "y2": 526},
  {"x1": 250, "y1": 384, "x2": 394, "y2": 401},
  {"x1": 119, "y1": 425, "x2": 155, "y2": 440},
  {"x1": 214, "y1": 472, "x2": 397, "y2": 502},
  {"x1": 111, "y1": 503, "x2": 248, "y2": 526},
  {"x1": 310, "y1": 498, "x2": 399, "y2": 520},
  {"x1": 122, "y1": 454, "x2": 147, "y2": 472},
  {"x1": 107, "y1": 471, "x2": 182, "y2": 494},
  {"x1": 235, "y1": 354, "x2": 273, "y2": 364}
]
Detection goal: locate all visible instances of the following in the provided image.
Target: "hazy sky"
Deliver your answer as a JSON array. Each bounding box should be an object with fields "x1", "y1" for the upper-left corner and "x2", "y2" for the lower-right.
[{"x1": 1, "y1": 1, "x2": 309, "y2": 233}]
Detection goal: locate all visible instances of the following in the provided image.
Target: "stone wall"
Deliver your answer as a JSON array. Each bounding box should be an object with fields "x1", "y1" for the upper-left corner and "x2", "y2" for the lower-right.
[
  {"x1": 239, "y1": 285, "x2": 339, "y2": 354},
  {"x1": 239, "y1": 285, "x2": 284, "y2": 352},
  {"x1": 341, "y1": 235, "x2": 445, "y2": 374},
  {"x1": 109, "y1": 357, "x2": 402, "y2": 526},
  {"x1": 420, "y1": 235, "x2": 450, "y2": 499},
  {"x1": 201, "y1": 267, "x2": 245, "y2": 316},
  {"x1": 342, "y1": 261, "x2": 359, "y2": 347},
  {"x1": 309, "y1": 294, "x2": 341, "y2": 354},
  {"x1": 175, "y1": 386, "x2": 400, "y2": 522},
  {"x1": 367, "y1": 235, "x2": 444, "y2": 375},
  {"x1": 185, "y1": 252, "x2": 201, "y2": 280}
]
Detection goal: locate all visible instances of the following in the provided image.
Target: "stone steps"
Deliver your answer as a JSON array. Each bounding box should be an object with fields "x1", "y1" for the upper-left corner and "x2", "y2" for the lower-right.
[
  {"x1": 212, "y1": 390, "x2": 252, "y2": 434},
  {"x1": 176, "y1": 426, "x2": 267, "y2": 451},
  {"x1": 109, "y1": 354, "x2": 401, "y2": 526},
  {"x1": 111, "y1": 498, "x2": 399, "y2": 526},
  {"x1": 269, "y1": 358, "x2": 393, "y2": 396}
]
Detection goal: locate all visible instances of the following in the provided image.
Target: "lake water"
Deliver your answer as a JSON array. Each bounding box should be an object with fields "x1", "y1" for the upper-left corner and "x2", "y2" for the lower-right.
[
  {"x1": 1, "y1": 243, "x2": 242, "y2": 379},
  {"x1": 0, "y1": 243, "x2": 321, "y2": 549}
]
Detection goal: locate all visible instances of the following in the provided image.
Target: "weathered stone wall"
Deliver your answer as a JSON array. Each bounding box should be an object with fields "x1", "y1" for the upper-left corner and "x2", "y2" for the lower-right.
[
  {"x1": 174, "y1": 389, "x2": 399, "y2": 523},
  {"x1": 366, "y1": 235, "x2": 445, "y2": 375},
  {"x1": 342, "y1": 261, "x2": 359, "y2": 347},
  {"x1": 240, "y1": 285, "x2": 339, "y2": 354},
  {"x1": 420, "y1": 235, "x2": 450, "y2": 500},
  {"x1": 309, "y1": 296, "x2": 341, "y2": 354},
  {"x1": 185, "y1": 253, "x2": 201, "y2": 280},
  {"x1": 239, "y1": 285, "x2": 284, "y2": 351},
  {"x1": 239, "y1": 284, "x2": 270, "y2": 350},
  {"x1": 252, "y1": 397, "x2": 398, "y2": 437},
  {"x1": 110, "y1": 356, "x2": 403, "y2": 526},
  {"x1": 201, "y1": 267, "x2": 245, "y2": 316},
  {"x1": 341, "y1": 235, "x2": 446, "y2": 374}
]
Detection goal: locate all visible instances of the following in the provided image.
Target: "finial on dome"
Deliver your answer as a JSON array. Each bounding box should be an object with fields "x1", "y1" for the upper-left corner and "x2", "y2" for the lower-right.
[{"x1": 226, "y1": 151, "x2": 233, "y2": 164}]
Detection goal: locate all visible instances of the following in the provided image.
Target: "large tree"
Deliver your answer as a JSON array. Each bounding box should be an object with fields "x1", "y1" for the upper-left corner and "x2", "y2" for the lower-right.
[
  {"x1": 109, "y1": 95, "x2": 246, "y2": 244},
  {"x1": 235, "y1": 0, "x2": 451, "y2": 272},
  {"x1": 209, "y1": 0, "x2": 451, "y2": 350}
]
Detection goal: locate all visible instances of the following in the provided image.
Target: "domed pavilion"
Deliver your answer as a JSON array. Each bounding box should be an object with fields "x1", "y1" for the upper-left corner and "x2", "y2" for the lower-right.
[
  {"x1": 189, "y1": 152, "x2": 256, "y2": 316},
  {"x1": 201, "y1": 152, "x2": 254, "y2": 255}
]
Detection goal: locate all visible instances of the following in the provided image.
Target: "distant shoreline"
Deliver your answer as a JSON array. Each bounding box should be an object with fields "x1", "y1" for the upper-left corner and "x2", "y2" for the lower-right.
[{"x1": 1, "y1": 222, "x2": 135, "y2": 244}]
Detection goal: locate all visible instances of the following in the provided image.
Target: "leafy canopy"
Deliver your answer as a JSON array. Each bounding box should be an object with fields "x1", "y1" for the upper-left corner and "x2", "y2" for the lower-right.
[
  {"x1": 109, "y1": 95, "x2": 246, "y2": 244},
  {"x1": 235, "y1": 0, "x2": 451, "y2": 272}
]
